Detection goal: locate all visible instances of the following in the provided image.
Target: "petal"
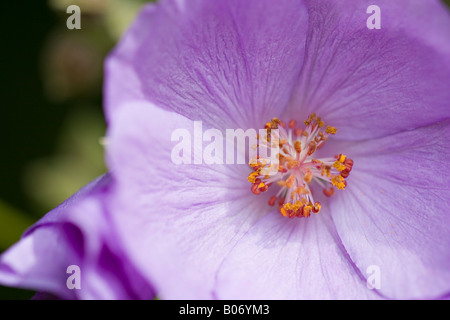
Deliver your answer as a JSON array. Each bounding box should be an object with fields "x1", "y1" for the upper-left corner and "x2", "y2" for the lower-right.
[
  {"x1": 105, "y1": 0, "x2": 309, "y2": 129},
  {"x1": 0, "y1": 226, "x2": 77, "y2": 299},
  {"x1": 331, "y1": 120, "x2": 450, "y2": 299},
  {"x1": 0, "y1": 175, "x2": 154, "y2": 300},
  {"x1": 286, "y1": 0, "x2": 450, "y2": 140},
  {"x1": 215, "y1": 207, "x2": 381, "y2": 299},
  {"x1": 103, "y1": 4, "x2": 156, "y2": 123},
  {"x1": 106, "y1": 101, "x2": 274, "y2": 299}
]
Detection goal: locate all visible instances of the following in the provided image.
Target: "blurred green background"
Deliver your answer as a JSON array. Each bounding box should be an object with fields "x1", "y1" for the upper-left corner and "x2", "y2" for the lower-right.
[
  {"x1": 0, "y1": 0, "x2": 449, "y2": 300},
  {"x1": 0, "y1": 0, "x2": 149, "y2": 299}
]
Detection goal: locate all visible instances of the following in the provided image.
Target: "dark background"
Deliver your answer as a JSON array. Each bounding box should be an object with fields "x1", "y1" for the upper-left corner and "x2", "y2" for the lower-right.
[
  {"x1": 1, "y1": 1, "x2": 64, "y2": 299},
  {"x1": 0, "y1": 0, "x2": 148, "y2": 299}
]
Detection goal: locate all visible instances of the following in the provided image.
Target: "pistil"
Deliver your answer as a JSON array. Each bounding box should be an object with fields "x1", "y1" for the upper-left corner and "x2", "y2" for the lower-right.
[{"x1": 248, "y1": 114, "x2": 353, "y2": 218}]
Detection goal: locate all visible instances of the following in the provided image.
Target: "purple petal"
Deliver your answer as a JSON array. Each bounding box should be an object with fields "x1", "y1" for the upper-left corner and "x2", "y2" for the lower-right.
[
  {"x1": 102, "y1": 0, "x2": 450, "y2": 300},
  {"x1": 105, "y1": 0, "x2": 309, "y2": 129},
  {"x1": 0, "y1": 175, "x2": 154, "y2": 299},
  {"x1": 214, "y1": 207, "x2": 381, "y2": 299},
  {"x1": 331, "y1": 120, "x2": 450, "y2": 299},
  {"x1": 285, "y1": 0, "x2": 450, "y2": 140},
  {"x1": 106, "y1": 101, "x2": 274, "y2": 299}
]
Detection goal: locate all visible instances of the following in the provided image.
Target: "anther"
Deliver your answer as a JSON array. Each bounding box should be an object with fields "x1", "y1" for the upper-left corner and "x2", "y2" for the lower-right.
[
  {"x1": 288, "y1": 119, "x2": 297, "y2": 129},
  {"x1": 247, "y1": 114, "x2": 352, "y2": 219}
]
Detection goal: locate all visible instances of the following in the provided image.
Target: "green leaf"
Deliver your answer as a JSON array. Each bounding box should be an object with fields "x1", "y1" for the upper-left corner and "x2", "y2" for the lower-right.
[{"x1": 0, "y1": 200, "x2": 34, "y2": 251}]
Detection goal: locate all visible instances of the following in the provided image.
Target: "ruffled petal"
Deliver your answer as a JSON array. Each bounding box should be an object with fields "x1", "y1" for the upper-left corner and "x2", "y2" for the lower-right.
[
  {"x1": 0, "y1": 175, "x2": 154, "y2": 299},
  {"x1": 331, "y1": 120, "x2": 450, "y2": 299},
  {"x1": 285, "y1": 0, "x2": 450, "y2": 140},
  {"x1": 105, "y1": 0, "x2": 309, "y2": 129}
]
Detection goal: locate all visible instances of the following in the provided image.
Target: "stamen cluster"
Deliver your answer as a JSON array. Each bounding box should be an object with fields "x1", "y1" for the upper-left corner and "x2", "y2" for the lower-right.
[{"x1": 248, "y1": 114, "x2": 353, "y2": 218}]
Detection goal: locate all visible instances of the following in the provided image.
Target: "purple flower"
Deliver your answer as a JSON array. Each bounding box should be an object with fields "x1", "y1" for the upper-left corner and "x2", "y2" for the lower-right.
[
  {"x1": 2, "y1": 0, "x2": 450, "y2": 300},
  {"x1": 0, "y1": 175, "x2": 154, "y2": 299}
]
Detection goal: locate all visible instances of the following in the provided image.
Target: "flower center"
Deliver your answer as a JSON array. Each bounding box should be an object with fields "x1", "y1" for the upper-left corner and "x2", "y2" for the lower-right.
[{"x1": 247, "y1": 114, "x2": 353, "y2": 218}]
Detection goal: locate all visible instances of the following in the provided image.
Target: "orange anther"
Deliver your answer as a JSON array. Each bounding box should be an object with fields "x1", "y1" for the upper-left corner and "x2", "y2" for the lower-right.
[
  {"x1": 307, "y1": 141, "x2": 317, "y2": 156},
  {"x1": 323, "y1": 187, "x2": 335, "y2": 197},
  {"x1": 288, "y1": 119, "x2": 296, "y2": 129},
  {"x1": 268, "y1": 195, "x2": 277, "y2": 206},
  {"x1": 294, "y1": 141, "x2": 302, "y2": 154},
  {"x1": 251, "y1": 183, "x2": 261, "y2": 195},
  {"x1": 294, "y1": 128, "x2": 303, "y2": 136},
  {"x1": 286, "y1": 175, "x2": 295, "y2": 188}
]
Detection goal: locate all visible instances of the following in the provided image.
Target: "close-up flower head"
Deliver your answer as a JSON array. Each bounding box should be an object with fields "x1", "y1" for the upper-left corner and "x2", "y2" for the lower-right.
[{"x1": 0, "y1": 0, "x2": 449, "y2": 302}]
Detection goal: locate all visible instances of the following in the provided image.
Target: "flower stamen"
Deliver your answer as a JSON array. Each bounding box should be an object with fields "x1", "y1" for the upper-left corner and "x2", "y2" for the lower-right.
[{"x1": 247, "y1": 114, "x2": 353, "y2": 218}]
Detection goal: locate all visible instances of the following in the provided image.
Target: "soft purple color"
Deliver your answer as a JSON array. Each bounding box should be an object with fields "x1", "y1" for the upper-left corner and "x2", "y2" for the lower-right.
[
  {"x1": 0, "y1": 175, "x2": 154, "y2": 299},
  {"x1": 105, "y1": 0, "x2": 450, "y2": 299},
  {"x1": 1, "y1": 0, "x2": 450, "y2": 299}
]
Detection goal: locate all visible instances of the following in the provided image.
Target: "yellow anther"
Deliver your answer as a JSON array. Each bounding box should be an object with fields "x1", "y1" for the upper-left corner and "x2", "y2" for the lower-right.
[
  {"x1": 307, "y1": 141, "x2": 317, "y2": 156},
  {"x1": 277, "y1": 181, "x2": 286, "y2": 187},
  {"x1": 304, "y1": 113, "x2": 317, "y2": 126},
  {"x1": 292, "y1": 201, "x2": 302, "y2": 211},
  {"x1": 303, "y1": 169, "x2": 312, "y2": 183},
  {"x1": 251, "y1": 115, "x2": 352, "y2": 220},
  {"x1": 249, "y1": 160, "x2": 258, "y2": 167},
  {"x1": 303, "y1": 205, "x2": 312, "y2": 217},
  {"x1": 331, "y1": 175, "x2": 346, "y2": 190},
  {"x1": 295, "y1": 186, "x2": 309, "y2": 195},
  {"x1": 332, "y1": 154, "x2": 347, "y2": 171},
  {"x1": 315, "y1": 116, "x2": 325, "y2": 128},
  {"x1": 286, "y1": 175, "x2": 295, "y2": 188},
  {"x1": 271, "y1": 118, "x2": 280, "y2": 129},
  {"x1": 321, "y1": 165, "x2": 331, "y2": 178},
  {"x1": 294, "y1": 141, "x2": 302, "y2": 154},
  {"x1": 247, "y1": 172, "x2": 259, "y2": 183},
  {"x1": 317, "y1": 132, "x2": 328, "y2": 143},
  {"x1": 333, "y1": 161, "x2": 347, "y2": 172},
  {"x1": 326, "y1": 126, "x2": 337, "y2": 134},
  {"x1": 286, "y1": 159, "x2": 300, "y2": 170}
]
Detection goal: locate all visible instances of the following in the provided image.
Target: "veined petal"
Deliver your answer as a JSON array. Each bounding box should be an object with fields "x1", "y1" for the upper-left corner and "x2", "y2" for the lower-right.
[
  {"x1": 331, "y1": 120, "x2": 450, "y2": 299},
  {"x1": 106, "y1": 101, "x2": 272, "y2": 299},
  {"x1": 105, "y1": 0, "x2": 309, "y2": 129},
  {"x1": 215, "y1": 207, "x2": 381, "y2": 299},
  {"x1": 286, "y1": 0, "x2": 450, "y2": 140}
]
